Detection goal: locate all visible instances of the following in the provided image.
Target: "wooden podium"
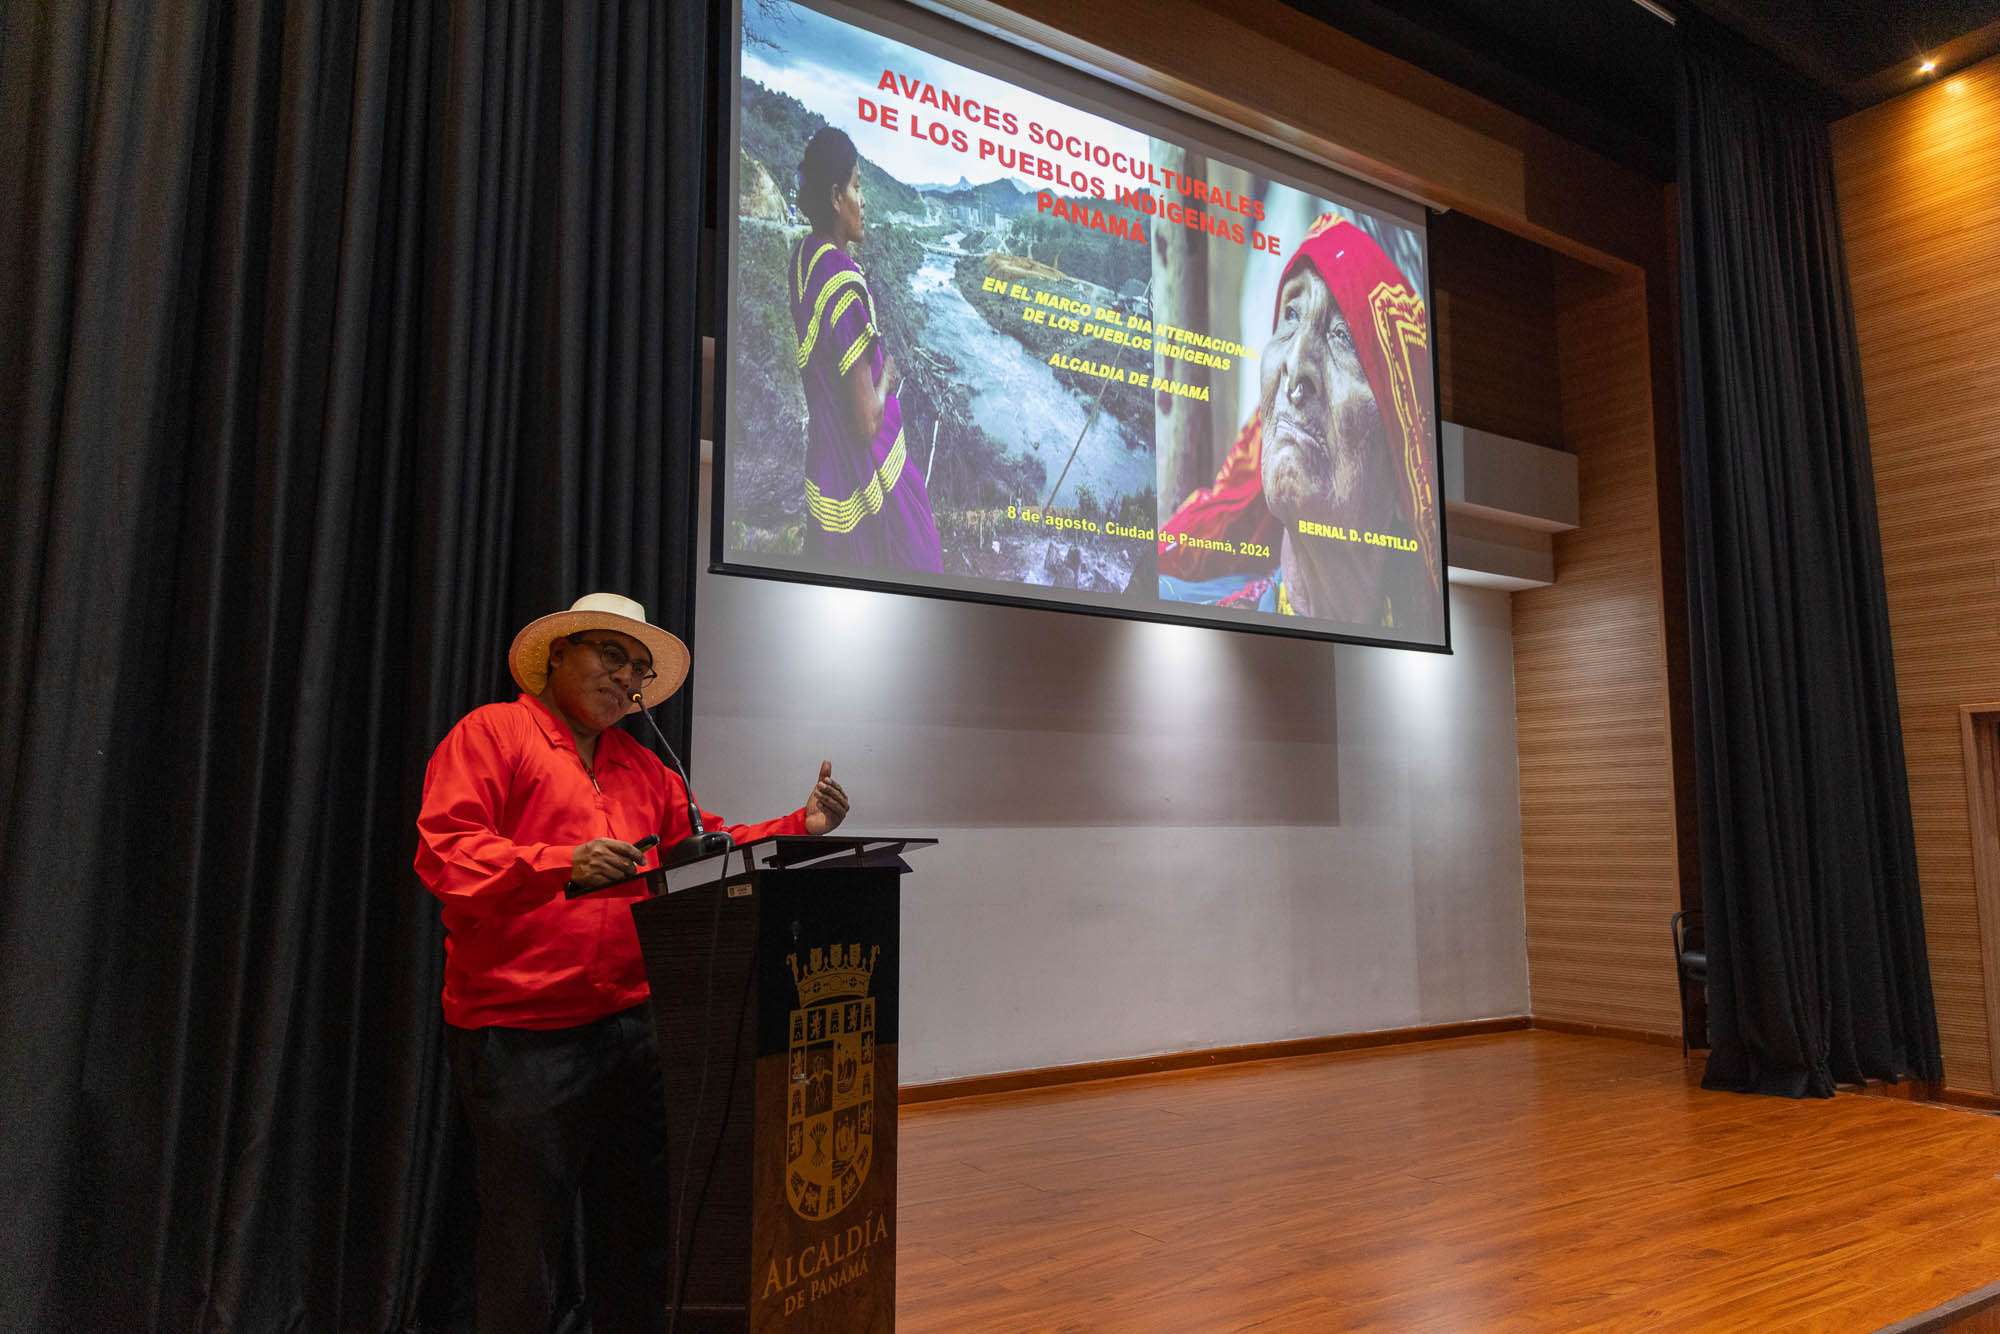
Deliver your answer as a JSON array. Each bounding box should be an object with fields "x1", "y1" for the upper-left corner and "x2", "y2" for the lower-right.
[{"x1": 630, "y1": 835, "x2": 933, "y2": 1333}]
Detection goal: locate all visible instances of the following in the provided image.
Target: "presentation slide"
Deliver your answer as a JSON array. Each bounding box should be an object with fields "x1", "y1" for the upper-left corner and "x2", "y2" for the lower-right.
[{"x1": 718, "y1": 0, "x2": 1448, "y2": 648}]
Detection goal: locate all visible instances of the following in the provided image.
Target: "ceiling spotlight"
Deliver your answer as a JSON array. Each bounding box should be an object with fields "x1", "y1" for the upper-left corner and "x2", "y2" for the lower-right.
[{"x1": 1919, "y1": 58, "x2": 1937, "y2": 74}]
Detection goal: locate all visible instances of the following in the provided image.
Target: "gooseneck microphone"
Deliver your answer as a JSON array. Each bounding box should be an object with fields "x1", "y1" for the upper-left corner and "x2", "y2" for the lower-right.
[{"x1": 630, "y1": 691, "x2": 734, "y2": 867}]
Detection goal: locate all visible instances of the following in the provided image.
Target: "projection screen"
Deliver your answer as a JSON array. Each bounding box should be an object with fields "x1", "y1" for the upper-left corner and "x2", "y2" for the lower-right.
[{"x1": 713, "y1": 0, "x2": 1449, "y2": 650}]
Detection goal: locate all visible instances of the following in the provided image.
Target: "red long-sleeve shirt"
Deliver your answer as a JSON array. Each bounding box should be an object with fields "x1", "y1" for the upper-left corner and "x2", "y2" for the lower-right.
[{"x1": 415, "y1": 693, "x2": 807, "y2": 1028}]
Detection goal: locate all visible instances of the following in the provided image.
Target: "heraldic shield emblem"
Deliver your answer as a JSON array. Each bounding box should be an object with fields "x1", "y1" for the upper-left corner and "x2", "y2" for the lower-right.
[{"x1": 785, "y1": 943, "x2": 878, "y2": 1222}]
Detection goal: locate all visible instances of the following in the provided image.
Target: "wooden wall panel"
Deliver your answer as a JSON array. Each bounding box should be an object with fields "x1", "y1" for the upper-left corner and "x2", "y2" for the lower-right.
[
  {"x1": 1512, "y1": 261, "x2": 1682, "y2": 1037},
  {"x1": 1832, "y1": 56, "x2": 2000, "y2": 1094},
  {"x1": 1431, "y1": 209, "x2": 1565, "y2": 449}
]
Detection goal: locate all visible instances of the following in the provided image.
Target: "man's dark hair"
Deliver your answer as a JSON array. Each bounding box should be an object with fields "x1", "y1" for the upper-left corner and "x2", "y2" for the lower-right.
[{"x1": 797, "y1": 127, "x2": 859, "y2": 234}]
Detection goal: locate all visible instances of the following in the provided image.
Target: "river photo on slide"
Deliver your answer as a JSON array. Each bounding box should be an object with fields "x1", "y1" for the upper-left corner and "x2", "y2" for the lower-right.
[{"x1": 725, "y1": 0, "x2": 1164, "y2": 596}]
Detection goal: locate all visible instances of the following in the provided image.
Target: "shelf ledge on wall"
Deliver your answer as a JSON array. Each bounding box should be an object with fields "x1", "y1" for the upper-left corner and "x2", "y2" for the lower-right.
[{"x1": 1442, "y1": 422, "x2": 1577, "y2": 591}]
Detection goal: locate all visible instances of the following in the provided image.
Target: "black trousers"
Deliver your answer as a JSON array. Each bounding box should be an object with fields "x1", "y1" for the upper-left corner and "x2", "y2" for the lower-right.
[{"x1": 447, "y1": 1005, "x2": 670, "y2": 1334}]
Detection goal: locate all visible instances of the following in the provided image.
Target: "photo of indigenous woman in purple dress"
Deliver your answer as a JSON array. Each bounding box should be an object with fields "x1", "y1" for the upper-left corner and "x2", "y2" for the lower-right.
[{"x1": 789, "y1": 128, "x2": 943, "y2": 573}]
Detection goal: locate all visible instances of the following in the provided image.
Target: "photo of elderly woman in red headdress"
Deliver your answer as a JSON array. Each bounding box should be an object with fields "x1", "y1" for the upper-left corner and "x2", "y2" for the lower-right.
[
  {"x1": 789, "y1": 127, "x2": 943, "y2": 573},
  {"x1": 1157, "y1": 215, "x2": 1443, "y2": 641}
]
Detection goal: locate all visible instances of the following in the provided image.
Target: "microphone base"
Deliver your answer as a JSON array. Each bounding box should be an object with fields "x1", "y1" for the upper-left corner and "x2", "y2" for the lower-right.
[{"x1": 663, "y1": 831, "x2": 734, "y2": 869}]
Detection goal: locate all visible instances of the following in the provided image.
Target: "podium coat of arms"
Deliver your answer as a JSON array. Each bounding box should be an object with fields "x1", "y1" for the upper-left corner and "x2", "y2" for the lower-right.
[{"x1": 784, "y1": 944, "x2": 878, "y2": 1221}]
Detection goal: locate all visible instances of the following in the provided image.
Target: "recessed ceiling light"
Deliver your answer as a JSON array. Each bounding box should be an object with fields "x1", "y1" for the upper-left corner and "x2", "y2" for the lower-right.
[{"x1": 1919, "y1": 58, "x2": 1938, "y2": 74}]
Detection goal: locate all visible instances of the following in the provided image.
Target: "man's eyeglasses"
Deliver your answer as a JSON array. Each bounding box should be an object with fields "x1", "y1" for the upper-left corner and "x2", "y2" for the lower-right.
[{"x1": 566, "y1": 634, "x2": 658, "y2": 686}]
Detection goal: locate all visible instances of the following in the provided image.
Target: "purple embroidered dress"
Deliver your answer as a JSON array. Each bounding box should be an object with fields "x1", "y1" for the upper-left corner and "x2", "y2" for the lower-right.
[{"x1": 789, "y1": 235, "x2": 943, "y2": 572}]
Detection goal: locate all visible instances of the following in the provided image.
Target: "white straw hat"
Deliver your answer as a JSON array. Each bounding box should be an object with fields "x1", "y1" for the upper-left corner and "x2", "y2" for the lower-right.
[{"x1": 508, "y1": 592, "x2": 690, "y2": 712}]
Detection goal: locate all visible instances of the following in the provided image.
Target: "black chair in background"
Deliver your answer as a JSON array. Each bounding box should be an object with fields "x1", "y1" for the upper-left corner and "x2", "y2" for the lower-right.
[{"x1": 1671, "y1": 910, "x2": 1708, "y2": 1058}]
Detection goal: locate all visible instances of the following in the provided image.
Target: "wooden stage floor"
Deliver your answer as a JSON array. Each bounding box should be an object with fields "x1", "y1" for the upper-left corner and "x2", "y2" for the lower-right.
[{"x1": 895, "y1": 1031, "x2": 2000, "y2": 1331}]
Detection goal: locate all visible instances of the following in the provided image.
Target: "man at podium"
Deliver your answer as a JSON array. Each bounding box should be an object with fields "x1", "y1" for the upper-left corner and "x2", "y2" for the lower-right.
[{"x1": 414, "y1": 592, "x2": 849, "y2": 1334}]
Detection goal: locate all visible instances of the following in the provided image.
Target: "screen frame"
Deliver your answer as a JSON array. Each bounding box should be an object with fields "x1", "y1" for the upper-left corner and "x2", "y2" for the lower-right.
[{"x1": 706, "y1": 0, "x2": 1453, "y2": 654}]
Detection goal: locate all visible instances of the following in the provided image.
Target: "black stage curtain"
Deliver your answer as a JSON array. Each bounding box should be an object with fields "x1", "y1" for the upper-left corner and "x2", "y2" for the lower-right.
[
  {"x1": 0, "y1": 2, "x2": 709, "y2": 1328},
  {"x1": 1676, "y1": 16, "x2": 1941, "y2": 1098}
]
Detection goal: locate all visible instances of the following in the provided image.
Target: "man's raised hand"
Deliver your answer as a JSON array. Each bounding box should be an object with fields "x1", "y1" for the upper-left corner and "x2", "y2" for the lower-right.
[{"x1": 804, "y1": 760, "x2": 849, "y2": 835}]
